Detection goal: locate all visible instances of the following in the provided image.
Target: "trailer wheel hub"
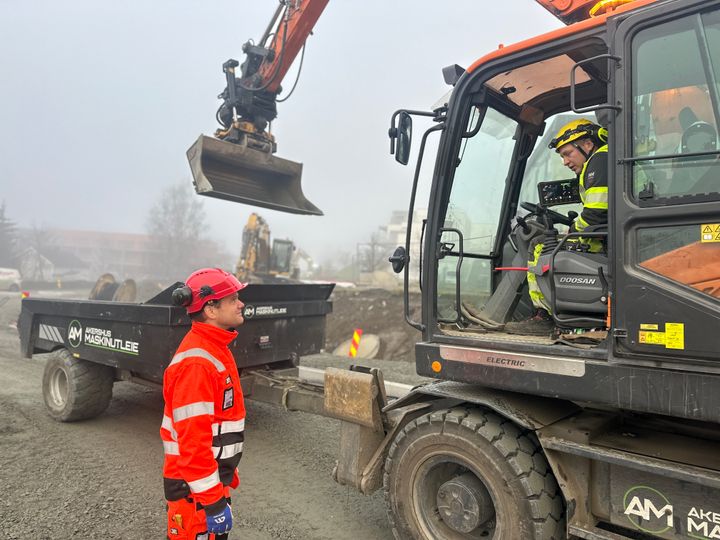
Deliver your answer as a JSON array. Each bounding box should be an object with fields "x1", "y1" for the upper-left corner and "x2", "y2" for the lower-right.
[
  {"x1": 48, "y1": 366, "x2": 69, "y2": 408},
  {"x1": 436, "y1": 472, "x2": 495, "y2": 533}
]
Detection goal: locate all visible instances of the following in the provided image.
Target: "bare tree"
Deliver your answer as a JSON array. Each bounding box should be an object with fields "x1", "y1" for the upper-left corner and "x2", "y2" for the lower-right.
[
  {"x1": 146, "y1": 183, "x2": 211, "y2": 280},
  {"x1": 0, "y1": 201, "x2": 18, "y2": 267},
  {"x1": 357, "y1": 232, "x2": 394, "y2": 273}
]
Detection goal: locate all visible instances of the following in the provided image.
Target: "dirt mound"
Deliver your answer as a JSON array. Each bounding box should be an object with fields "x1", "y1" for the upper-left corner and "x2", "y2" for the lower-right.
[{"x1": 324, "y1": 288, "x2": 421, "y2": 362}]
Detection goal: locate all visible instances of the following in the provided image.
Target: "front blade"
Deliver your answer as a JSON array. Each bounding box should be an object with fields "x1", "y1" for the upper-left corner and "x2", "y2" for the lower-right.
[{"x1": 187, "y1": 135, "x2": 323, "y2": 216}]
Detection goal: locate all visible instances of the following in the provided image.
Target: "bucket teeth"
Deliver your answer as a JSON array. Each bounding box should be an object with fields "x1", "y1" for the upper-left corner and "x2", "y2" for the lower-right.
[{"x1": 187, "y1": 135, "x2": 323, "y2": 216}]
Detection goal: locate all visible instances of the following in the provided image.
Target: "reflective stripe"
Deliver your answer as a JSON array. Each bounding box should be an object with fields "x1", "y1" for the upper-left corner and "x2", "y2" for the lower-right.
[
  {"x1": 211, "y1": 419, "x2": 245, "y2": 436},
  {"x1": 188, "y1": 470, "x2": 221, "y2": 494},
  {"x1": 583, "y1": 187, "x2": 608, "y2": 208},
  {"x1": 212, "y1": 442, "x2": 244, "y2": 459},
  {"x1": 169, "y1": 348, "x2": 225, "y2": 373},
  {"x1": 161, "y1": 415, "x2": 178, "y2": 440},
  {"x1": 173, "y1": 401, "x2": 214, "y2": 423},
  {"x1": 220, "y1": 419, "x2": 245, "y2": 434},
  {"x1": 163, "y1": 441, "x2": 180, "y2": 455},
  {"x1": 575, "y1": 214, "x2": 590, "y2": 231}
]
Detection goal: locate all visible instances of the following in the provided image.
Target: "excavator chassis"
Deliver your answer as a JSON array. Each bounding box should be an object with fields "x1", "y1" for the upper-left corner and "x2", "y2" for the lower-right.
[{"x1": 187, "y1": 134, "x2": 323, "y2": 216}]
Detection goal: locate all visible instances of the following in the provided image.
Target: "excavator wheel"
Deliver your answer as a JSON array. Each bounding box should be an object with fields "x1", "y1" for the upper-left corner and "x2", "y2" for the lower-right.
[{"x1": 383, "y1": 407, "x2": 565, "y2": 540}]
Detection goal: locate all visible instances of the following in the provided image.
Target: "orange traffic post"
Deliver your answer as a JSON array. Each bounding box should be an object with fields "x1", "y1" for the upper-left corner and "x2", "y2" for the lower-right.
[{"x1": 349, "y1": 328, "x2": 363, "y2": 358}]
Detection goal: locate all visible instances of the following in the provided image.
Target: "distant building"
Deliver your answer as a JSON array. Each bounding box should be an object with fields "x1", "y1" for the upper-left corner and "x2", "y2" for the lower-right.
[
  {"x1": 377, "y1": 208, "x2": 427, "y2": 267},
  {"x1": 15, "y1": 228, "x2": 232, "y2": 282}
]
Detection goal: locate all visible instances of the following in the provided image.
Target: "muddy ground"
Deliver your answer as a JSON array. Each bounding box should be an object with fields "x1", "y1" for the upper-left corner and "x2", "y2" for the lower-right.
[
  {"x1": 0, "y1": 288, "x2": 427, "y2": 539},
  {"x1": 323, "y1": 287, "x2": 422, "y2": 361}
]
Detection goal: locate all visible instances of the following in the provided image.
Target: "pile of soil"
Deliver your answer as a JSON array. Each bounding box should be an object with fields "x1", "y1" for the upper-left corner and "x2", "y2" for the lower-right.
[{"x1": 324, "y1": 288, "x2": 422, "y2": 362}]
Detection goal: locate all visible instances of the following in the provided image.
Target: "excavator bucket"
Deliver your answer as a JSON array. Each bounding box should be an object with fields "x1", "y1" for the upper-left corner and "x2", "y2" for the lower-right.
[{"x1": 187, "y1": 135, "x2": 323, "y2": 216}]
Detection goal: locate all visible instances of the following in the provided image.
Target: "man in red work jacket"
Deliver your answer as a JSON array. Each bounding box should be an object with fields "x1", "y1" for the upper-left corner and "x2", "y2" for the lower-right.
[{"x1": 161, "y1": 268, "x2": 247, "y2": 540}]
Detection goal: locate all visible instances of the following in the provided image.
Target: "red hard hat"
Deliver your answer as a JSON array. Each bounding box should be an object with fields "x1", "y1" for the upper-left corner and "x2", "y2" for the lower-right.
[{"x1": 173, "y1": 268, "x2": 246, "y2": 314}]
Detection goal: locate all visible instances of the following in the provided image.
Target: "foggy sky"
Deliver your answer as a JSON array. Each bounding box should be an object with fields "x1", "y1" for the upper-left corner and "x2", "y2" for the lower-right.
[{"x1": 0, "y1": 1, "x2": 561, "y2": 265}]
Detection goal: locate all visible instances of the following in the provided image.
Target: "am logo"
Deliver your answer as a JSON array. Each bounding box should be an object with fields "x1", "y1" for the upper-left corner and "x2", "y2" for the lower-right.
[
  {"x1": 623, "y1": 485, "x2": 673, "y2": 534},
  {"x1": 67, "y1": 320, "x2": 83, "y2": 348}
]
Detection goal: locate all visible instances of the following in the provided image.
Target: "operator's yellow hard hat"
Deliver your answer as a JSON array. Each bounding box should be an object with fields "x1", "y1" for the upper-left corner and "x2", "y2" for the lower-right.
[{"x1": 549, "y1": 118, "x2": 608, "y2": 151}]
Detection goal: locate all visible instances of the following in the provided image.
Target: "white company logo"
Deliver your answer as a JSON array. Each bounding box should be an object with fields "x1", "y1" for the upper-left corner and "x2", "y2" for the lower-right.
[
  {"x1": 66, "y1": 320, "x2": 139, "y2": 355},
  {"x1": 68, "y1": 320, "x2": 83, "y2": 348},
  {"x1": 623, "y1": 486, "x2": 673, "y2": 534}
]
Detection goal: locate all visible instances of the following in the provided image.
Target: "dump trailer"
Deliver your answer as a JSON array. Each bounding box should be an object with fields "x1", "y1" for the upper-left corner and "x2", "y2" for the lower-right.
[
  {"x1": 189, "y1": 0, "x2": 720, "y2": 538},
  {"x1": 18, "y1": 283, "x2": 335, "y2": 421}
]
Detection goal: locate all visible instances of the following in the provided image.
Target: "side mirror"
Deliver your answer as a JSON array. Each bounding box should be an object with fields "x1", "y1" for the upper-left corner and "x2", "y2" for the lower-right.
[
  {"x1": 389, "y1": 111, "x2": 413, "y2": 166},
  {"x1": 389, "y1": 246, "x2": 407, "y2": 274}
]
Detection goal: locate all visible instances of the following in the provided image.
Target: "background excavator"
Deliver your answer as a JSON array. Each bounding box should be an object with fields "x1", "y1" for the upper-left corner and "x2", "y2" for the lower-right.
[{"x1": 236, "y1": 212, "x2": 305, "y2": 282}]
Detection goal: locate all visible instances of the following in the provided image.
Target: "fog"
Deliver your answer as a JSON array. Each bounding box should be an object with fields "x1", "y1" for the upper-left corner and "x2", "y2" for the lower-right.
[{"x1": 0, "y1": 0, "x2": 561, "y2": 268}]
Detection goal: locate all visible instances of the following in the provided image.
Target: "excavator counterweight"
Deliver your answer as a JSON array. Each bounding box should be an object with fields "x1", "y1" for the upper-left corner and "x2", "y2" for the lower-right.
[{"x1": 187, "y1": 135, "x2": 322, "y2": 216}]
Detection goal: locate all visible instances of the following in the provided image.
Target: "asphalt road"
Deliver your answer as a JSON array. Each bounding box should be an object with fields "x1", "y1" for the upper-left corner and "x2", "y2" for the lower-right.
[{"x1": 0, "y1": 291, "x2": 428, "y2": 539}]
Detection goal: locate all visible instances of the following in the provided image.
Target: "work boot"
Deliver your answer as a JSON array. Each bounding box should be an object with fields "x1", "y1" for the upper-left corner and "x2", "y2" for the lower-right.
[{"x1": 505, "y1": 310, "x2": 554, "y2": 336}]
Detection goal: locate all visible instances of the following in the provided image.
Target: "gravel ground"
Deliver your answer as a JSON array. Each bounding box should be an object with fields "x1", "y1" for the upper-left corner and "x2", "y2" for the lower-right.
[{"x1": 0, "y1": 290, "x2": 429, "y2": 539}]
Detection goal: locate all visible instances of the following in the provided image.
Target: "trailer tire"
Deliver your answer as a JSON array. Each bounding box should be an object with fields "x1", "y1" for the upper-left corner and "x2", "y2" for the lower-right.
[
  {"x1": 383, "y1": 407, "x2": 565, "y2": 540},
  {"x1": 42, "y1": 348, "x2": 114, "y2": 422}
]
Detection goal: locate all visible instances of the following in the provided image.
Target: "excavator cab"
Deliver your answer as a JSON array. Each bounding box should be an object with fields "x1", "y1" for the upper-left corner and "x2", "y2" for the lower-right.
[{"x1": 394, "y1": 0, "x2": 720, "y2": 362}]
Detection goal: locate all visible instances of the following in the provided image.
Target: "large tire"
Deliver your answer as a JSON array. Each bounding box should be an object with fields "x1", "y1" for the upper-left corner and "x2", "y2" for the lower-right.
[
  {"x1": 384, "y1": 407, "x2": 565, "y2": 540},
  {"x1": 42, "y1": 348, "x2": 114, "y2": 422}
]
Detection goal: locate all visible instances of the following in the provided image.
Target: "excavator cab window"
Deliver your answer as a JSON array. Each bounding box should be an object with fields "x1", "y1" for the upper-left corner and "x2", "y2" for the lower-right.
[
  {"x1": 434, "y1": 41, "x2": 610, "y2": 331},
  {"x1": 631, "y1": 11, "x2": 720, "y2": 205},
  {"x1": 628, "y1": 9, "x2": 720, "y2": 302},
  {"x1": 437, "y1": 106, "x2": 519, "y2": 320}
]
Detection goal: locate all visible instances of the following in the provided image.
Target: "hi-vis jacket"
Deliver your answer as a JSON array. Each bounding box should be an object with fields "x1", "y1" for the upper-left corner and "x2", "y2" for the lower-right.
[
  {"x1": 569, "y1": 144, "x2": 609, "y2": 252},
  {"x1": 160, "y1": 321, "x2": 246, "y2": 514}
]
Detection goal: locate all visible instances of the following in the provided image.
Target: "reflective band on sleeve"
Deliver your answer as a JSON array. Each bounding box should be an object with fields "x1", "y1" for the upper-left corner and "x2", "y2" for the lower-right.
[
  {"x1": 161, "y1": 415, "x2": 178, "y2": 440},
  {"x1": 188, "y1": 470, "x2": 221, "y2": 494},
  {"x1": 163, "y1": 441, "x2": 180, "y2": 455},
  {"x1": 583, "y1": 188, "x2": 608, "y2": 208},
  {"x1": 169, "y1": 348, "x2": 226, "y2": 372},
  {"x1": 220, "y1": 442, "x2": 243, "y2": 459},
  {"x1": 173, "y1": 401, "x2": 214, "y2": 423},
  {"x1": 575, "y1": 214, "x2": 590, "y2": 231},
  {"x1": 211, "y1": 423, "x2": 220, "y2": 436},
  {"x1": 212, "y1": 442, "x2": 244, "y2": 459},
  {"x1": 220, "y1": 419, "x2": 245, "y2": 434}
]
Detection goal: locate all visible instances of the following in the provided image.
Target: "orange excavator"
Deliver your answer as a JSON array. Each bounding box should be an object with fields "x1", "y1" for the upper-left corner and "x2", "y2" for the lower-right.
[{"x1": 184, "y1": 2, "x2": 720, "y2": 538}]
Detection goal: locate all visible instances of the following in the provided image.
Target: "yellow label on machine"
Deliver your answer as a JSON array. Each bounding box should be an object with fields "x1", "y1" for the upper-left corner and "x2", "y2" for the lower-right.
[
  {"x1": 640, "y1": 323, "x2": 658, "y2": 330},
  {"x1": 639, "y1": 331, "x2": 665, "y2": 345},
  {"x1": 665, "y1": 323, "x2": 685, "y2": 350},
  {"x1": 701, "y1": 224, "x2": 720, "y2": 242},
  {"x1": 638, "y1": 323, "x2": 685, "y2": 350}
]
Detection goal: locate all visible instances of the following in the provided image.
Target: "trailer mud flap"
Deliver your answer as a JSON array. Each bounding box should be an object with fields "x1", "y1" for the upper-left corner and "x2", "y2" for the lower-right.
[{"x1": 187, "y1": 135, "x2": 323, "y2": 216}]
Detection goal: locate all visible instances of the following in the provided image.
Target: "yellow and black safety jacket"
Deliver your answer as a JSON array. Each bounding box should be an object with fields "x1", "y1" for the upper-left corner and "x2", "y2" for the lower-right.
[{"x1": 569, "y1": 144, "x2": 608, "y2": 252}]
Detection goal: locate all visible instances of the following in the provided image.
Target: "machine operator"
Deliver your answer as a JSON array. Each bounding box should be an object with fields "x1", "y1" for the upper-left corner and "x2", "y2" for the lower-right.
[{"x1": 524, "y1": 118, "x2": 609, "y2": 330}]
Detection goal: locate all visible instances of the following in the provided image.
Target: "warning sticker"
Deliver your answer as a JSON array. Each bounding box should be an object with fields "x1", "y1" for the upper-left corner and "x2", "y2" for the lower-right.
[
  {"x1": 701, "y1": 224, "x2": 720, "y2": 243},
  {"x1": 665, "y1": 322, "x2": 685, "y2": 350},
  {"x1": 638, "y1": 323, "x2": 685, "y2": 350},
  {"x1": 639, "y1": 323, "x2": 659, "y2": 330},
  {"x1": 639, "y1": 331, "x2": 666, "y2": 345}
]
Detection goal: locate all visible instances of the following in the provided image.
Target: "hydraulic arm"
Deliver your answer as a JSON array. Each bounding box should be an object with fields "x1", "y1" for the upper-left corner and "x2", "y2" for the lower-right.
[{"x1": 187, "y1": 0, "x2": 329, "y2": 216}]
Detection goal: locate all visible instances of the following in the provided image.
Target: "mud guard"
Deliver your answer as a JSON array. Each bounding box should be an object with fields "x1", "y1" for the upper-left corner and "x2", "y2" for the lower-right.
[{"x1": 187, "y1": 135, "x2": 323, "y2": 216}]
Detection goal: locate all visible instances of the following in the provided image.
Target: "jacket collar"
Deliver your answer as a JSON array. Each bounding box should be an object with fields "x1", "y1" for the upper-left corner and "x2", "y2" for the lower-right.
[{"x1": 191, "y1": 321, "x2": 238, "y2": 346}]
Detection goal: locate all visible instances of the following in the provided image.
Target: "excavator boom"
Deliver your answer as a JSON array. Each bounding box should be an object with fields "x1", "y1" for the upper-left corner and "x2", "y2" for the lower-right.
[{"x1": 187, "y1": 0, "x2": 329, "y2": 215}]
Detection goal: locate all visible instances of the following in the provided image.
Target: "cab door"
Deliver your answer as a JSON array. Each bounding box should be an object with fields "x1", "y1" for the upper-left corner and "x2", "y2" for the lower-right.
[{"x1": 612, "y1": 0, "x2": 720, "y2": 365}]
